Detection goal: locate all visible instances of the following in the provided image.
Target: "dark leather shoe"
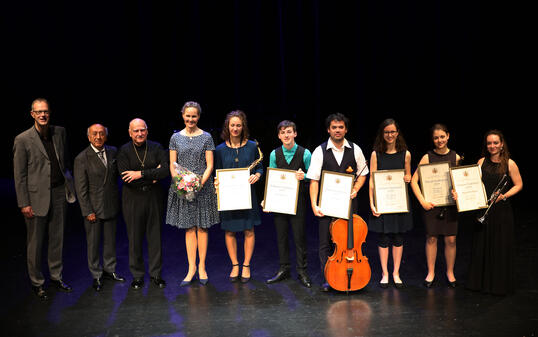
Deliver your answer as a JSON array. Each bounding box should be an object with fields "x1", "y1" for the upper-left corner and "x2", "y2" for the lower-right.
[
  {"x1": 423, "y1": 279, "x2": 435, "y2": 288},
  {"x1": 320, "y1": 282, "x2": 331, "y2": 292},
  {"x1": 131, "y1": 278, "x2": 144, "y2": 290},
  {"x1": 32, "y1": 286, "x2": 48, "y2": 300},
  {"x1": 93, "y1": 278, "x2": 103, "y2": 292},
  {"x1": 103, "y1": 271, "x2": 126, "y2": 282},
  {"x1": 297, "y1": 272, "x2": 312, "y2": 288},
  {"x1": 240, "y1": 265, "x2": 251, "y2": 283},
  {"x1": 266, "y1": 269, "x2": 290, "y2": 284},
  {"x1": 394, "y1": 281, "x2": 404, "y2": 289},
  {"x1": 379, "y1": 281, "x2": 389, "y2": 289},
  {"x1": 447, "y1": 279, "x2": 457, "y2": 288},
  {"x1": 51, "y1": 279, "x2": 73, "y2": 292},
  {"x1": 151, "y1": 276, "x2": 166, "y2": 288}
]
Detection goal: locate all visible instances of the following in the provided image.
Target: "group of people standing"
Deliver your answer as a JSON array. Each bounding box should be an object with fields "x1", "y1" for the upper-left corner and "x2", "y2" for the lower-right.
[{"x1": 13, "y1": 98, "x2": 523, "y2": 301}]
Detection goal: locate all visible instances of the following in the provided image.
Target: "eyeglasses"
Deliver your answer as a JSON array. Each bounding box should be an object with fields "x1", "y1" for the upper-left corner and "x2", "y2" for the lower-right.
[
  {"x1": 32, "y1": 110, "x2": 50, "y2": 115},
  {"x1": 384, "y1": 131, "x2": 398, "y2": 135}
]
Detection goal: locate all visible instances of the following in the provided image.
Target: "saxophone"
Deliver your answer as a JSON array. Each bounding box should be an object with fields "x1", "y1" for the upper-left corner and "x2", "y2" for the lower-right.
[{"x1": 247, "y1": 140, "x2": 264, "y2": 171}]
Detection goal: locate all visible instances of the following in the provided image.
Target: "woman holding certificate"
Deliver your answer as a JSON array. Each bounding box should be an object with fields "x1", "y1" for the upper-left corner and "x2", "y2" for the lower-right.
[
  {"x1": 166, "y1": 101, "x2": 219, "y2": 286},
  {"x1": 368, "y1": 119, "x2": 412, "y2": 288},
  {"x1": 214, "y1": 110, "x2": 263, "y2": 283},
  {"x1": 411, "y1": 124, "x2": 462, "y2": 288},
  {"x1": 466, "y1": 130, "x2": 522, "y2": 295}
]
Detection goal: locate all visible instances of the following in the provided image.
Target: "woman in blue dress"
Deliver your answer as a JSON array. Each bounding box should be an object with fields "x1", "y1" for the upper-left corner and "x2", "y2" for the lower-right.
[
  {"x1": 166, "y1": 101, "x2": 219, "y2": 286},
  {"x1": 368, "y1": 119, "x2": 413, "y2": 288},
  {"x1": 214, "y1": 110, "x2": 263, "y2": 283}
]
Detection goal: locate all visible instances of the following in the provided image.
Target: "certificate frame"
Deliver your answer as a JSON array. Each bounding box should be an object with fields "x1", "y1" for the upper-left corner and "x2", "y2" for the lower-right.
[
  {"x1": 262, "y1": 167, "x2": 300, "y2": 215},
  {"x1": 417, "y1": 161, "x2": 455, "y2": 207},
  {"x1": 372, "y1": 169, "x2": 410, "y2": 214},
  {"x1": 216, "y1": 168, "x2": 252, "y2": 211},
  {"x1": 319, "y1": 170, "x2": 354, "y2": 219},
  {"x1": 450, "y1": 164, "x2": 488, "y2": 212}
]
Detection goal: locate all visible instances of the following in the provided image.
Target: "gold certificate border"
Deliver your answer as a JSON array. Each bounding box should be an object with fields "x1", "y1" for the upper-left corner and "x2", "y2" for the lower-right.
[
  {"x1": 449, "y1": 164, "x2": 488, "y2": 212},
  {"x1": 216, "y1": 167, "x2": 251, "y2": 211},
  {"x1": 319, "y1": 170, "x2": 354, "y2": 220},
  {"x1": 417, "y1": 161, "x2": 455, "y2": 207},
  {"x1": 262, "y1": 167, "x2": 300, "y2": 215},
  {"x1": 372, "y1": 169, "x2": 410, "y2": 214}
]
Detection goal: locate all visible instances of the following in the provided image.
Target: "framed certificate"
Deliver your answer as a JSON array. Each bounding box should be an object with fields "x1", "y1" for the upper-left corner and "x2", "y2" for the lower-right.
[
  {"x1": 216, "y1": 168, "x2": 252, "y2": 211},
  {"x1": 319, "y1": 170, "x2": 354, "y2": 219},
  {"x1": 372, "y1": 169, "x2": 410, "y2": 214},
  {"x1": 417, "y1": 161, "x2": 455, "y2": 207},
  {"x1": 450, "y1": 164, "x2": 488, "y2": 212},
  {"x1": 262, "y1": 168, "x2": 300, "y2": 215}
]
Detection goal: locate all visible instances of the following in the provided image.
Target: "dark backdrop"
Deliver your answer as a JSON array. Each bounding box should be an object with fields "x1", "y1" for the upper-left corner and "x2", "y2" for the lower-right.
[{"x1": 3, "y1": 1, "x2": 533, "y2": 200}]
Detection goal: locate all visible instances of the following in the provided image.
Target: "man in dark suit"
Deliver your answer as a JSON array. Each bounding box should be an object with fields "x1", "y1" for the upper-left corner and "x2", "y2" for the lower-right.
[
  {"x1": 74, "y1": 124, "x2": 126, "y2": 292},
  {"x1": 13, "y1": 98, "x2": 76, "y2": 300}
]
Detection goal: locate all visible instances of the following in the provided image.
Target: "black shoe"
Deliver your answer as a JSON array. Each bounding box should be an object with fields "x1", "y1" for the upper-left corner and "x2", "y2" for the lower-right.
[
  {"x1": 320, "y1": 282, "x2": 331, "y2": 292},
  {"x1": 297, "y1": 272, "x2": 312, "y2": 288},
  {"x1": 447, "y1": 278, "x2": 457, "y2": 288},
  {"x1": 131, "y1": 278, "x2": 144, "y2": 290},
  {"x1": 50, "y1": 279, "x2": 73, "y2": 292},
  {"x1": 102, "y1": 271, "x2": 126, "y2": 282},
  {"x1": 423, "y1": 279, "x2": 435, "y2": 288},
  {"x1": 229, "y1": 264, "x2": 240, "y2": 283},
  {"x1": 394, "y1": 281, "x2": 404, "y2": 289},
  {"x1": 93, "y1": 278, "x2": 103, "y2": 292},
  {"x1": 240, "y1": 265, "x2": 251, "y2": 283},
  {"x1": 32, "y1": 285, "x2": 48, "y2": 300},
  {"x1": 150, "y1": 276, "x2": 166, "y2": 288},
  {"x1": 379, "y1": 281, "x2": 389, "y2": 289},
  {"x1": 266, "y1": 268, "x2": 290, "y2": 284}
]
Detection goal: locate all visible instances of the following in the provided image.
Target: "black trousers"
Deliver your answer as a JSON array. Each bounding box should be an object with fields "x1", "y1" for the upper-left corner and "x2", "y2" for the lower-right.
[
  {"x1": 273, "y1": 200, "x2": 307, "y2": 272},
  {"x1": 122, "y1": 187, "x2": 163, "y2": 279},
  {"x1": 84, "y1": 217, "x2": 117, "y2": 279}
]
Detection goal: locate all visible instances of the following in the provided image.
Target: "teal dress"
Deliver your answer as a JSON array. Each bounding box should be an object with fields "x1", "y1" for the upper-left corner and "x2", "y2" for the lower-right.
[{"x1": 215, "y1": 140, "x2": 263, "y2": 232}]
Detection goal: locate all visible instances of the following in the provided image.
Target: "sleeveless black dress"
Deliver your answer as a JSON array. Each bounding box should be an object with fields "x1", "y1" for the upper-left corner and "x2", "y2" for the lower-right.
[
  {"x1": 466, "y1": 157, "x2": 515, "y2": 295},
  {"x1": 422, "y1": 150, "x2": 458, "y2": 236},
  {"x1": 369, "y1": 151, "x2": 413, "y2": 234}
]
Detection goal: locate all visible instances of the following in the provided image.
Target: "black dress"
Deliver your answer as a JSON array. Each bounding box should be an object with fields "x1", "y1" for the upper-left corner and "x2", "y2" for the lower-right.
[
  {"x1": 466, "y1": 157, "x2": 515, "y2": 295},
  {"x1": 369, "y1": 151, "x2": 413, "y2": 233},
  {"x1": 422, "y1": 150, "x2": 458, "y2": 236}
]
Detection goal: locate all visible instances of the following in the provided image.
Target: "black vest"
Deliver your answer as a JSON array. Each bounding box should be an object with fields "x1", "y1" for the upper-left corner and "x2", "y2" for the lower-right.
[
  {"x1": 320, "y1": 141, "x2": 357, "y2": 175},
  {"x1": 275, "y1": 145, "x2": 307, "y2": 198}
]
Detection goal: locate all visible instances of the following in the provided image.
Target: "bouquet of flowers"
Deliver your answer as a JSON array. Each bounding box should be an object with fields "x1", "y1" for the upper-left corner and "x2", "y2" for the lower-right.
[{"x1": 172, "y1": 163, "x2": 202, "y2": 201}]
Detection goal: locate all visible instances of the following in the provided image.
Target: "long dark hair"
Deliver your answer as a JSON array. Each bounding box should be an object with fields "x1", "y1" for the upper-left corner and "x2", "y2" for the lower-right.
[
  {"x1": 482, "y1": 129, "x2": 510, "y2": 175},
  {"x1": 373, "y1": 118, "x2": 407, "y2": 153},
  {"x1": 220, "y1": 110, "x2": 250, "y2": 144}
]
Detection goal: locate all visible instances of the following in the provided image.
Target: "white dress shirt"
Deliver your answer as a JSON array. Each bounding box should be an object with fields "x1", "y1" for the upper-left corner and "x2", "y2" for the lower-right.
[{"x1": 306, "y1": 138, "x2": 369, "y2": 181}]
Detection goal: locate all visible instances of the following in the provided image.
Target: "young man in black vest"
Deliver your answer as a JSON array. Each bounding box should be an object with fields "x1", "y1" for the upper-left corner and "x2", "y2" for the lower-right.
[
  {"x1": 306, "y1": 113, "x2": 369, "y2": 292},
  {"x1": 265, "y1": 121, "x2": 313, "y2": 288}
]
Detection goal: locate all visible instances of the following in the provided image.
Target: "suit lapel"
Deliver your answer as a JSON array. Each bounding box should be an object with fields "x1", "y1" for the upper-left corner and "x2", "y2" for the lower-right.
[{"x1": 29, "y1": 127, "x2": 49, "y2": 160}]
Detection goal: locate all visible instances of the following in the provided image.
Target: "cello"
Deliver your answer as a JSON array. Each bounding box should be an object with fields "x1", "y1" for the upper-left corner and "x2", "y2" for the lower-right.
[{"x1": 324, "y1": 182, "x2": 371, "y2": 292}]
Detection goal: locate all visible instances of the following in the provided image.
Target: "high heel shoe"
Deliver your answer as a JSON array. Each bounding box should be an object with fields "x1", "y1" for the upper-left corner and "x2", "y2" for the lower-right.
[
  {"x1": 240, "y1": 265, "x2": 250, "y2": 283},
  {"x1": 423, "y1": 278, "x2": 435, "y2": 288},
  {"x1": 229, "y1": 264, "x2": 240, "y2": 283},
  {"x1": 180, "y1": 267, "x2": 197, "y2": 287},
  {"x1": 198, "y1": 271, "x2": 209, "y2": 286},
  {"x1": 447, "y1": 277, "x2": 457, "y2": 288}
]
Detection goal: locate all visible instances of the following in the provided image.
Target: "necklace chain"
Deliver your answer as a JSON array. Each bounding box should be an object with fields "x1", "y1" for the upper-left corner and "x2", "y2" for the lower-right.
[{"x1": 133, "y1": 142, "x2": 148, "y2": 168}]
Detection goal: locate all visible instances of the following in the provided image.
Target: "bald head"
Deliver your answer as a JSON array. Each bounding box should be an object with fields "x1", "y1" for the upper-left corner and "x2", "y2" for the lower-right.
[{"x1": 128, "y1": 118, "x2": 148, "y2": 146}]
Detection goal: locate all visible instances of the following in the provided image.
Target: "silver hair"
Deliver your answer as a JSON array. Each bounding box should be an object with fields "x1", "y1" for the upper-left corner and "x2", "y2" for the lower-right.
[
  {"x1": 87, "y1": 124, "x2": 109, "y2": 136},
  {"x1": 181, "y1": 101, "x2": 202, "y2": 116}
]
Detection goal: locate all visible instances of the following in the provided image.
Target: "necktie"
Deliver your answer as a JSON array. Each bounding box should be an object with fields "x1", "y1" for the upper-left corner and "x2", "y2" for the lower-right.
[{"x1": 97, "y1": 150, "x2": 107, "y2": 166}]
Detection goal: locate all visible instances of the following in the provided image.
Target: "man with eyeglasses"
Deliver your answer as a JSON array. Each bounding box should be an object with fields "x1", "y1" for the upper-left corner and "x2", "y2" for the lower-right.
[
  {"x1": 13, "y1": 98, "x2": 76, "y2": 300},
  {"x1": 74, "y1": 124, "x2": 126, "y2": 292},
  {"x1": 117, "y1": 118, "x2": 169, "y2": 290}
]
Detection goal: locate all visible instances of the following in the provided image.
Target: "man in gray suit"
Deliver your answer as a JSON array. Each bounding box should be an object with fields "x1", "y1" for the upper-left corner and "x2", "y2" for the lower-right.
[
  {"x1": 74, "y1": 124, "x2": 126, "y2": 292},
  {"x1": 13, "y1": 98, "x2": 76, "y2": 300}
]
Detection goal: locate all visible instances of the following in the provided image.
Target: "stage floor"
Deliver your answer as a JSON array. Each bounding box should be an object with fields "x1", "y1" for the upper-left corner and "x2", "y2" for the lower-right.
[{"x1": 1, "y1": 180, "x2": 537, "y2": 337}]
